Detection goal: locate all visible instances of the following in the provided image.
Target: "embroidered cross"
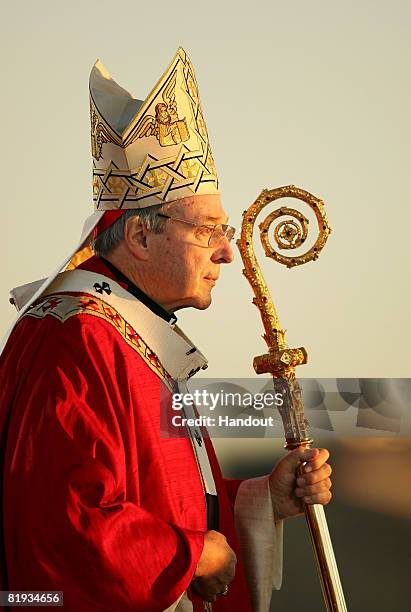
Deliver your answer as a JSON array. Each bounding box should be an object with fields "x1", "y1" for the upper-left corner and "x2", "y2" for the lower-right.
[
  {"x1": 146, "y1": 350, "x2": 161, "y2": 368},
  {"x1": 104, "y1": 307, "x2": 122, "y2": 328},
  {"x1": 93, "y1": 282, "x2": 112, "y2": 295},
  {"x1": 41, "y1": 297, "x2": 62, "y2": 312},
  {"x1": 126, "y1": 325, "x2": 142, "y2": 347}
]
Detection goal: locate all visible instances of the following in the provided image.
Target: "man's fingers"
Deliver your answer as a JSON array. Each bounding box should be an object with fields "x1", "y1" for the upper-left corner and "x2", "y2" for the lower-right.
[
  {"x1": 279, "y1": 447, "x2": 330, "y2": 476},
  {"x1": 270, "y1": 446, "x2": 333, "y2": 520},
  {"x1": 303, "y1": 490, "x2": 332, "y2": 505},
  {"x1": 192, "y1": 574, "x2": 232, "y2": 602},
  {"x1": 277, "y1": 447, "x2": 318, "y2": 474},
  {"x1": 297, "y1": 463, "x2": 332, "y2": 486},
  {"x1": 302, "y1": 447, "x2": 330, "y2": 472},
  {"x1": 295, "y1": 477, "x2": 332, "y2": 497},
  {"x1": 192, "y1": 529, "x2": 236, "y2": 603}
]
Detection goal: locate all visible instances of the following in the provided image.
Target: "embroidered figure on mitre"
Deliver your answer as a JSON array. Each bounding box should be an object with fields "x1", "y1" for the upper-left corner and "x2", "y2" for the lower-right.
[{"x1": 135, "y1": 72, "x2": 189, "y2": 147}]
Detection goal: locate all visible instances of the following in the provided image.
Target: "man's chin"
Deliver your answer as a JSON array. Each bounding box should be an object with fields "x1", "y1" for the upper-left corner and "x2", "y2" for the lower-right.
[
  {"x1": 178, "y1": 293, "x2": 212, "y2": 311},
  {"x1": 190, "y1": 293, "x2": 212, "y2": 310},
  {"x1": 196, "y1": 298, "x2": 212, "y2": 310}
]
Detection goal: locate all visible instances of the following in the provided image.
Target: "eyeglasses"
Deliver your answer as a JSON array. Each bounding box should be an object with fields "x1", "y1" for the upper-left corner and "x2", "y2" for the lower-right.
[{"x1": 157, "y1": 214, "x2": 236, "y2": 247}]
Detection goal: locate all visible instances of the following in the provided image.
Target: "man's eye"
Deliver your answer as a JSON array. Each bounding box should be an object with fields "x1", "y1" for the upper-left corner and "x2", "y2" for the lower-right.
[
  {"x1": 211, "y1": 228, "x2": 225, "y2": 240},
  {"x1": 194, "y1": 227, "x2": 212, "y2": 237}
]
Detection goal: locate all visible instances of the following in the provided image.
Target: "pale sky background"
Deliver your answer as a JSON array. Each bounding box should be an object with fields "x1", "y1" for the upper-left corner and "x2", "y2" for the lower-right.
[{"x1": 1, "y1": 0, "x2": 410, "y2": 380}]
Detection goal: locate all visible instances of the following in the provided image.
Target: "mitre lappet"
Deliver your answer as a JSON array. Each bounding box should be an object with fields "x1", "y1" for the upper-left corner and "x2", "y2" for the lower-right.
[{"x1": 3, "y1": 47, "x2": 220, "y2": 347}]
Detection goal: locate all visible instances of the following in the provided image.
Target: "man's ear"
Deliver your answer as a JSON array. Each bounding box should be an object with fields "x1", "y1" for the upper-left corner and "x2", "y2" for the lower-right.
[{"x1": 123, "y1": 216, "x2": 150, "y2": 260}]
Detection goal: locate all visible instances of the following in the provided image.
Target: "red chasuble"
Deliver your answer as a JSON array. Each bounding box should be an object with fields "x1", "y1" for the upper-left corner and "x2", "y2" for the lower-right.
[{"x1": 0, "y1": 257, "x2": 253, "y2": 612}]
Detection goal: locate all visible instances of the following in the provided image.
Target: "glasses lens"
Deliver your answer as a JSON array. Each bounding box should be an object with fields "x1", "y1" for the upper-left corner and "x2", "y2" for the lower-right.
[
  {"x1": 226, "y1": 226, "x2": 236, "y2": 242},
  {"x1": 209, "y1": 225, "x2": 236, "y2": 247}
]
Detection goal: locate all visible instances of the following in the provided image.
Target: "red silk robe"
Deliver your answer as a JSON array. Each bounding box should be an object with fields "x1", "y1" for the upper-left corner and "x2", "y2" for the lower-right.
[{"x1": 0, "y1": 257, "x2": 253, "y2": 611}]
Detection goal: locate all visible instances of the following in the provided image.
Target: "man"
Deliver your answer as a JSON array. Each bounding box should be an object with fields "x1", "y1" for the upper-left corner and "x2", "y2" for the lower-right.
[{"x1": 0, "y1": 49, "x2": 332, "y2": 611}]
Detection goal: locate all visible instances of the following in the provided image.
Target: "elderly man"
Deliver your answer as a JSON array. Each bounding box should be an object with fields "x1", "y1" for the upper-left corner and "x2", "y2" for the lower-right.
[{"x1": 0, "y1": 49, "x2": 331, "y2": 612}]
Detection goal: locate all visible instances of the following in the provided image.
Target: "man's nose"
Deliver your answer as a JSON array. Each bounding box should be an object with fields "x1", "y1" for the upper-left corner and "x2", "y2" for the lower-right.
[{"x1": 211, "y1": 237, "x2": 235, "y2": 264}]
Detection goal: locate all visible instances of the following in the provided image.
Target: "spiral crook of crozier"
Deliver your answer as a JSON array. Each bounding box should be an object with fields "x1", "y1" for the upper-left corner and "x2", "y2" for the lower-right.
[
  {"x1": 258, "y1": 186, "x2": 331, "y2": 269},
  {"x1": 236, "y1": 184, "x2": 331, "y2": 356}
]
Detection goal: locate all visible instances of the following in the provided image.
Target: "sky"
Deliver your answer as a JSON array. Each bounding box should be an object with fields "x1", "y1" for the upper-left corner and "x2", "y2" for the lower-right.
[{"x1": 1, "y1": 0, "x2": 410, "y2": 379}]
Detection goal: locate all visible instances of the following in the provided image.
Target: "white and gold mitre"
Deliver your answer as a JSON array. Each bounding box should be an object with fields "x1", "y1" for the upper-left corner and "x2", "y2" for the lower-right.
[{"x1": 90, "y1": 47, "x2": 219, "y2": 210}]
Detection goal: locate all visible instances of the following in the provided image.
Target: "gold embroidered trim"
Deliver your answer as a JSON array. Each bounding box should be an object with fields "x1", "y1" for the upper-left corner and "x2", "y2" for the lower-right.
[{"x1": 23, "y1": 293, "x2": 174, "y2": 389}]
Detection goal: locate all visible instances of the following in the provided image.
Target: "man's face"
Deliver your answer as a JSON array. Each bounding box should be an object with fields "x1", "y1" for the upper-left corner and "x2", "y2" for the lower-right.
[{"x1": 146, "y1": 195, "x2": 234, "y2": 312}]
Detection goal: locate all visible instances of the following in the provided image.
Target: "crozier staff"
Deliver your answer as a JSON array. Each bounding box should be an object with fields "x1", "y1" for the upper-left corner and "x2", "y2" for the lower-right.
[{"x1": 0, "y1": 48, "x2": 332, "y2": 612}]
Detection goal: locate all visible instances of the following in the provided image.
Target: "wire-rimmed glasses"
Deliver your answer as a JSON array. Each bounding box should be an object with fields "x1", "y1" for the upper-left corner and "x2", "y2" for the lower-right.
[{"x1": 157, "y1": 214, "x2": 236, "y2": 247}]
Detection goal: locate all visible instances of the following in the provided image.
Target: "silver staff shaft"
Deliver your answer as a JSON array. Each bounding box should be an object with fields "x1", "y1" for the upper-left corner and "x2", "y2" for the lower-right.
[{"x1": 305, "y1": 503, "x2": 347, "y2": 611}]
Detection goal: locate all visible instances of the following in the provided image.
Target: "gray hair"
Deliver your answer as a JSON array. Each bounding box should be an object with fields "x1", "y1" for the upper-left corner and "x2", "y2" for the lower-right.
[{"x1": 92, "y1": 204, "x2": 167, "y2": 257}]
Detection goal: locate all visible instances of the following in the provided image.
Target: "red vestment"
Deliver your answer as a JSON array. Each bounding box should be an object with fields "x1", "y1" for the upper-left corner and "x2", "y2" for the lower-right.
[{"x1": 0, "y1": 257, "x2": 253, "y2": 611}]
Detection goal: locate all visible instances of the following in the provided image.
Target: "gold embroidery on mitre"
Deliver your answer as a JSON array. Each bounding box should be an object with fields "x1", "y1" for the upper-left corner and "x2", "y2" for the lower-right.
[
  {"x1": 133, "y1": 72, "x2": 189, "y2": 147},
  {"x1": 90, "y1": 97, "x2": 122, "y2": 161},
  {"x1": 180, "y1": 158, "x2": 200, "y2": 179},
  {"x1": 89, "y1": 48, "x2": 219, "y2": 210}
]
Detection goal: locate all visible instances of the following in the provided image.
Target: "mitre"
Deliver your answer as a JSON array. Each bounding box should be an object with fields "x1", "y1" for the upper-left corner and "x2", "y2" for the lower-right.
[{"x1": 91, "y1": 46, "x2": 219, "y2": 212}]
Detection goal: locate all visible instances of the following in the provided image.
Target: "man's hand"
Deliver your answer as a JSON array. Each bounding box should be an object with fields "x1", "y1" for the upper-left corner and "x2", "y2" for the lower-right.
[
  {"x1": 269, "y1": 447, "x2": 332, "y2": 522},
  {"x1": 191, "y1": 530, "x2": 237, "y2": 602}
]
